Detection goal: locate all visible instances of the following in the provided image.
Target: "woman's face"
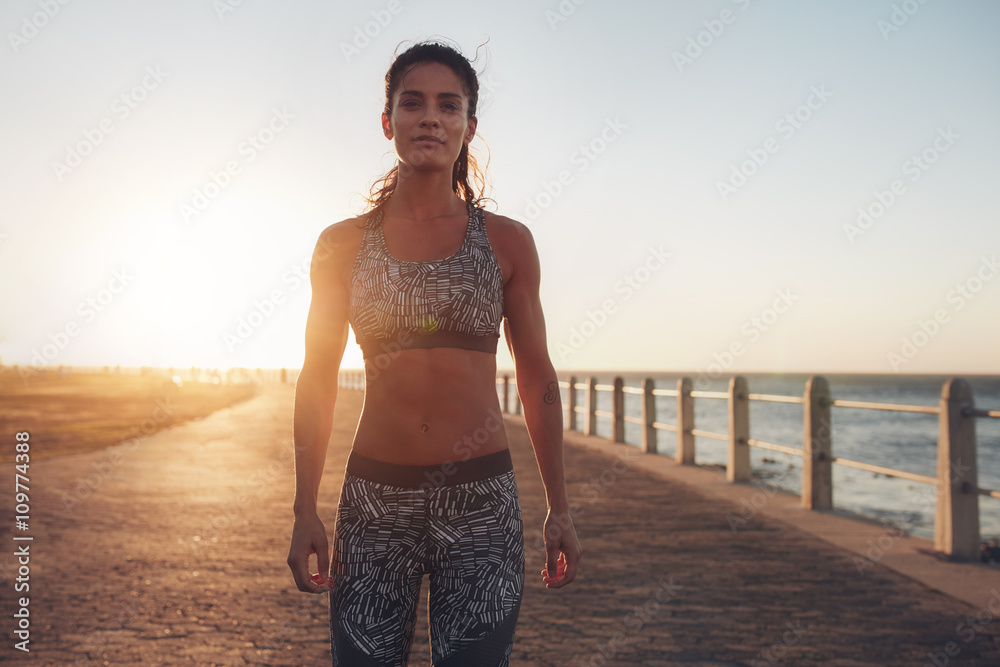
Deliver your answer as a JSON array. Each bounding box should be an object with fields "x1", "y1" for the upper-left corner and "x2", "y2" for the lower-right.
[{"x1": 382, "y1": 61, "x2": 477, "y2": 173}]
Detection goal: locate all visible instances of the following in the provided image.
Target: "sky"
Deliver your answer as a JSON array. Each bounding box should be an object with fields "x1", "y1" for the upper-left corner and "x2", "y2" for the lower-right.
[{"x1": 1, "y1": 0, "x2": 998, "y2": 376}]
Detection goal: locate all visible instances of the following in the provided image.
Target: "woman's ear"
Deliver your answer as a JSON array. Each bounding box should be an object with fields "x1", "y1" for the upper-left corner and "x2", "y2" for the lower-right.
[
  {"x1": 465, "y1": 116, "x2": 478, "y2": 145},
  {"x1": 382, "y1": 112, "x2": 393, "y2": 140}
]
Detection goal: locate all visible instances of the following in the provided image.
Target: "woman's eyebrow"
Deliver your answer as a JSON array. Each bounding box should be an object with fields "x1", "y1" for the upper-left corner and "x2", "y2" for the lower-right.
[{"x1": 398, "y1": 89, "x2": 464, "y2": 100}]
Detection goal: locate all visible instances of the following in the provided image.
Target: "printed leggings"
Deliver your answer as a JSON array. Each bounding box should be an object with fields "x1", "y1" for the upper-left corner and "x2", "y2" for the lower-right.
[{"x1": 329, "y1": 448, "x2": 524, "y2": 666}]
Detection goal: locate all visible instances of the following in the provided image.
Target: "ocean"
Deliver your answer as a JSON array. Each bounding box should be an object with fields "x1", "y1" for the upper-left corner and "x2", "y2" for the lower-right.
[{"x1": 534, "y1": 371, "x2": 1000, "y2": 543}]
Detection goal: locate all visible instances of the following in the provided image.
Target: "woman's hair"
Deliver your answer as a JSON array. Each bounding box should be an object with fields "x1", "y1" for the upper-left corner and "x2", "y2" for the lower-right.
[{"x1": 364, "y1": 39, "x2": 492, "y2": 212}]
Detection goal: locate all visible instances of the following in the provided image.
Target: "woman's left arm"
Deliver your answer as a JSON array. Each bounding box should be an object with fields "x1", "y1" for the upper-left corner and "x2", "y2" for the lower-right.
[{"x1": 498, "y1": 217, "x2": 582, "y2": 589}]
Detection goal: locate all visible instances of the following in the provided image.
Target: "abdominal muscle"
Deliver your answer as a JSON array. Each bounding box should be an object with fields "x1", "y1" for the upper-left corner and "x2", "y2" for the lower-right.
[{"x1": 349, "y1": 347, "x2": 510, "y2": 465}]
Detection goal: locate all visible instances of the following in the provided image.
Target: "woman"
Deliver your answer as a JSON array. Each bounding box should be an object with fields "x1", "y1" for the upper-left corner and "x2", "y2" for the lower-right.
[{"x1": 287, "y1": 40, "x2": 581, "y2": 666}]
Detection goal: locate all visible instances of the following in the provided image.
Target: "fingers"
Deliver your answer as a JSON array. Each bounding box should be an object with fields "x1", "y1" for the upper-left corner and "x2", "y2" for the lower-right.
[
  {"x1": 287, "y1": 536, "x2": 333, "y2": 594},
  {"x1": 290, "y1": 555, "x2": 332, "y2": 594},
  {"x1": 310, "y1": 572, "x2": 333, "y2": 589},
  {"x1": 318, "y1": 541, "x2": 330, "y2": 583},
  {"x1": 544, "y1": 543, "x2": 560, "y2": 585},
  {"x1": 560, "y1": 546, "x2": 581, "y2": 587},
  {"x1": 541, "y1": 552, "x2": 570, "y2": 588},
  {"x1": 540, "y1": 524, "x2": 582, "y2": 589}
]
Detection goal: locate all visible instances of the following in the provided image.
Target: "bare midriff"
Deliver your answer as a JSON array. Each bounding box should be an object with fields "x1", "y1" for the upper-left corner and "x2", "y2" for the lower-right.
[{"x1": 350, "y1": 346, "x2": 510, "y2": 465}]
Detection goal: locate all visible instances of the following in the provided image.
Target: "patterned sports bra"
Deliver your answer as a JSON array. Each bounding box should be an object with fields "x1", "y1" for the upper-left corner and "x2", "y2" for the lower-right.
[{"x1": 349, "y1": 201, "x2": 504, "y2": 360}]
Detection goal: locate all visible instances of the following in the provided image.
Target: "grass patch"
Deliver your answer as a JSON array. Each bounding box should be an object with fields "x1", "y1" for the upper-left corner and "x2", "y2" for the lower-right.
[{"x1": 0, "y1": 368, "x2": 260, "y2": 462}]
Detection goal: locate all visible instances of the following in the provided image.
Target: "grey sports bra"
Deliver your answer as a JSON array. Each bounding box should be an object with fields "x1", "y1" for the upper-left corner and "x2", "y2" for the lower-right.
[{"x1": 348, "y1": 201, "x2": 504, "y2": 360}]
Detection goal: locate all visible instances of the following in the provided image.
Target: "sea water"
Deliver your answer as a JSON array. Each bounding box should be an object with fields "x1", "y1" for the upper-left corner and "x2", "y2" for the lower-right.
[{"x1": 547, "y1": 372, "x2": 1000, "y2": 543}]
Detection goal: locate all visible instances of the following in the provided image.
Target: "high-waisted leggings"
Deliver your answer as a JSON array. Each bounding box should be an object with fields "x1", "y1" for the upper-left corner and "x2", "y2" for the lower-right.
[{"x1": 329, "y1": 448, "x2": 524, "y2": 666}]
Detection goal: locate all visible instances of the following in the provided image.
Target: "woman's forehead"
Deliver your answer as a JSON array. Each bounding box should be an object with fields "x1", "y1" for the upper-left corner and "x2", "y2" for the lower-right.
[{"x1": 396, "y1": 61, "x2": 467, "y2": 97}]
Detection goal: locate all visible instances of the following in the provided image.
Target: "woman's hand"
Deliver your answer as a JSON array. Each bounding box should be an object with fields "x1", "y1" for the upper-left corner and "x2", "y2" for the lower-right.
[
  {"x1": 287, "y1": 513, "x2": 332, "y2": 593},
  {"x1": 541, "y1": 508, "x2": 582, "y2": 588}
]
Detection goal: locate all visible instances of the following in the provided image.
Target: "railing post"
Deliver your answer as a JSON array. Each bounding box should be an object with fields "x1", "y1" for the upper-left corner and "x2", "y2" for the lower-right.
[
  {"x1": 612, "y1": 376, "x2": 625, "y2": 443},
  {"x1": 935, "y1": 378, "x2": 979, "y2": 560},
  {"x1": 642, "y1": 377, "x2": 657, "y2": 453},
  {"x1": 586, "y1": 377, "x2": 598, "y2": 436},
  {"x1": 728, "y1": 375, "x2": 750, "y2": 482},
  {"x1": 567, "y1": 376, "x2": 578, "y2": 431},
  {"x1": 677, "y1": 377, "x2": 695, "y2": 465},
  {"x1": 514, "y1": 379, "x2": 522, "y2": 416},
  {"x1": 502, "y1": 375, "x2": 510, "y2": 414},
  {"x1": 802, "y1": 376, "x2": 832, "y2": 510}
]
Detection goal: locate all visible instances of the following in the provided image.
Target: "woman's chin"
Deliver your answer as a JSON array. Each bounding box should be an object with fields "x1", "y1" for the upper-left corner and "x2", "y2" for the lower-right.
[{"x1": 397, "y1": 156, "x2": 459, "y2": 175}]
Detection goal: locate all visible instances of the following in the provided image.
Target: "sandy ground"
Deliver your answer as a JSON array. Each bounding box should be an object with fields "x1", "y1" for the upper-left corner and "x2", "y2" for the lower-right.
[{"x1": 2, "y1": 384, "x2": 999, "y2": 665}]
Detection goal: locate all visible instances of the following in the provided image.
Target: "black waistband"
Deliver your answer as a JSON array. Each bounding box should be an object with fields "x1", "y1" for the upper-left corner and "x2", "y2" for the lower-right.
[
  {"x1": 346, "y1": 448, "x2": 513, "y2": 489},
  {"x1": 360, "y1": 330, "x2": 499, "y2": 360}
]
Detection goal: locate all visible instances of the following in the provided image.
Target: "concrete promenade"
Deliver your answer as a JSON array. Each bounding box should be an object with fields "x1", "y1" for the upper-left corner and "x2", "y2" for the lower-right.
[{"x1": 3, "y1": 384, "x2": 1000, "y2": 665}]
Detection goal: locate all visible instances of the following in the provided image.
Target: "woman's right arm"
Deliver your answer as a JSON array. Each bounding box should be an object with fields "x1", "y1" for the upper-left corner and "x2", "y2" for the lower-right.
[{"x1": 287, "y1": 223, "x2": 353, "y2": 594}]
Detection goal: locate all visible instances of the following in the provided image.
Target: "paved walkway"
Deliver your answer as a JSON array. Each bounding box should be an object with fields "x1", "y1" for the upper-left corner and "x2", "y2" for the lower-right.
[{"x1": 3, "y1": 384, "x2": 1000, "y2": 665}]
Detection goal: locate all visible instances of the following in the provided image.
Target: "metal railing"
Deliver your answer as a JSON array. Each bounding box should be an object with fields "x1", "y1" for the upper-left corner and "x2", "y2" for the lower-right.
[{"x1": 496, "y1": 373, "x2": 998, "y2": 562}]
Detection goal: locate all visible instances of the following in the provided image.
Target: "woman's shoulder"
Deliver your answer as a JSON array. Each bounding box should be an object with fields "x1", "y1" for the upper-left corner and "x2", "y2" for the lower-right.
[
  {"x1": 312, "y1": 215, "x2": 369, "y2": 264},
  {"x1": 319, "y1": 213, "x2": 369, "y2": 239},
  {"x1": 482, "y1": 210, "x2": 537, "y2": 252}
]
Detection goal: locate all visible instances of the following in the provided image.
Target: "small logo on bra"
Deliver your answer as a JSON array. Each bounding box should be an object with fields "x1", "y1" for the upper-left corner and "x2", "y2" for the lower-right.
[{"x1": 418, "y1": 316, "x2": 438, "y2": 333}]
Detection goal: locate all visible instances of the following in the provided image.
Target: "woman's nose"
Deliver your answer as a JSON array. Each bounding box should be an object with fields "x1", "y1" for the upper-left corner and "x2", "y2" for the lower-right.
[{"x1": 419, "y1": 106, "x2": 440, "y2": 126}]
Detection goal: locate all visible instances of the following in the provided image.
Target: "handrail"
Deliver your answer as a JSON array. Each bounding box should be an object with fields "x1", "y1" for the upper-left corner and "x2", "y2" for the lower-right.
[
  {"x1": 830, "y1": 398, "x2": 939, "y2": 415},
  {"x1": 493, "y1": 372, "x2": 998, "y2": 561},
  {"x1": 829, "y1": 456, "x2": 937, "y2": 485},
  {"x1": 690, "y1": 428, "x2": 727, "y2": 442},
  {"x1": 689, "y1": 390, "x2": 728, "y2": 399},
  {"x1": 746, "y1": 438, "x2": 802, "y2": 457},
  {"x1": 748, "y1": 393, "x2": 804, "y2": 405}
]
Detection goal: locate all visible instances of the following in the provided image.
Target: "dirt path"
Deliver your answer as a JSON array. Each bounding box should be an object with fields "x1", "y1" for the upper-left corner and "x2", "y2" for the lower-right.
[{"x1": 2, "y1": 384, "x2": 999, "y2": 665}]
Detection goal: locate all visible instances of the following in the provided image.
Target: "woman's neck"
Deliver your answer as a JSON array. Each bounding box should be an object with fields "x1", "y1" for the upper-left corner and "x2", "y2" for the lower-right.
[{"x1": 387, "y1": 167, "x2": 465, "y2": 223}]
